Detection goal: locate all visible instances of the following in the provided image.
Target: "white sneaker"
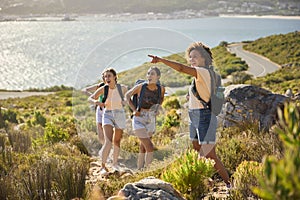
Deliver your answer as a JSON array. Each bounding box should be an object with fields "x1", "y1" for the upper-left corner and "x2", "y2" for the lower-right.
[
  {"x1": 100, "y1": 167, "x2": 109, "y2": 176},
  {"x1": 112, "y1": 164, "x2": 121, "y2": 172}
]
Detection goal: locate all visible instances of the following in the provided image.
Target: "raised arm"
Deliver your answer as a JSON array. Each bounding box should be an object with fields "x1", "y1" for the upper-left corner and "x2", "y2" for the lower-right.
[{"x1": 148, "y1": 55, "x2": 197, "y2": 77}]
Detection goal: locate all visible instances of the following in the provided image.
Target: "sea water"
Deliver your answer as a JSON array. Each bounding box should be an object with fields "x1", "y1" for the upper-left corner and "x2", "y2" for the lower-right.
[{"x1": 0, "y1": 16, "x2": 299, "y2": 90}]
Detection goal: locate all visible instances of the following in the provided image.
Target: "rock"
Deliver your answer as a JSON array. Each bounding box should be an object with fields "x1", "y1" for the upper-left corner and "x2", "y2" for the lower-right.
[
  {"x1": 219, "y1": 84, "x2": 288, "y2": 131},
  {"x1": 109, "y1": 176, "x2": 185, "y2": 200}
]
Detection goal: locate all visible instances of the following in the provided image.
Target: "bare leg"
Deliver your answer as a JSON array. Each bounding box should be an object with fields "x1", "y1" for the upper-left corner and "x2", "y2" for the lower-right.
[
  {"x1": 137, "y1": 143, "x2": 146, "y2": 169},
  {"x1": 101, "y1": 125, "x2": 114, "y2": 168},
  {"x1": 192, "y1": 140, "x2": 201, "y2": 152},
  {"x1": 97, "y1": 123, "x2": 104, "y2": 145},
  {"x1": 112, "y1": 128, "x2": 123, "y2": 166},
  {"x1": 139, "y1": 137, "x2": 154, "y2": 168},
  {"x1": 201, "y1": 144, "x2": 230, "y2": 184}
]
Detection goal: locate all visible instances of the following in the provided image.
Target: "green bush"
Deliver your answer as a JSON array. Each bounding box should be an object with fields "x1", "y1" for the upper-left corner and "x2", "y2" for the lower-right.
[
  {"x1": 162, "y1": 96, "x2": 181, "y2": 110},
  {"x1": 253, "y1": 102, "x2": 300, "y2": 200},
  {"x1": 0, "y1": 109, "x2": 18, "y2": 128},
  {"x1": 161, "y1": 149, "x2": 215, "y2": 200},
  {"x1": 163, "y1": 109, "x2": 181, "y2": 128},
  {"x1": 32, "y1": 111, "x2": 47, "y2": 127},
  {"x1": 232, "y1": 161, "x2": 263, "y2": 199},
  {"x1": 0, "y1": 145, "x2": 89, "y2": 200},
  {"x1": 44, "y1": 122, "x2": 70, "y2": 143}
]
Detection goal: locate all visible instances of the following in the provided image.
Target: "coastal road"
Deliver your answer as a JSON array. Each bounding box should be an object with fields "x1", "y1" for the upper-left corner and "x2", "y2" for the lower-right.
[{"x1": 227, "y1": 43, "x2": 281, "y2": 77}]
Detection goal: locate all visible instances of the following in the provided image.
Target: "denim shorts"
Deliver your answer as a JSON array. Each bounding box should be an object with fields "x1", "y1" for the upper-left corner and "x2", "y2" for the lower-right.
[
  {"x1": 132, "y1": 110, "x2": 156, "y2": 137},
  {"x1": 95, "y1": 106, "x2": 103, "y2": 124},
  {"x1": 103, "y1": 109, "x2": 126, "y2": 130},
  {"x1": 189, "y1": 108, "x2": 217, "y2": 144}
]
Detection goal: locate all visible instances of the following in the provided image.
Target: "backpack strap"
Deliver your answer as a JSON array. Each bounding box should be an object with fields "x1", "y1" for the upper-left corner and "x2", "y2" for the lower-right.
[
  {"x1": 156, "y1": 83, "x2": 162, "y2": 104},
  {"x1": 137, "y1": 83, "x2": 148, "y2": 111},
  {"x1": 116, "y1": 84, "x2": 124, "y2": 101},
  {"x1": 102, "y1": 85, "x2": 109, "y2": 103}
]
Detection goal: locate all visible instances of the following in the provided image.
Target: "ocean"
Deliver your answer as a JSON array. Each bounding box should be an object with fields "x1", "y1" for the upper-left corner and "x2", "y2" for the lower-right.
[{"x1": 1, "y1": 16, "x2": 299, "y2": 90}]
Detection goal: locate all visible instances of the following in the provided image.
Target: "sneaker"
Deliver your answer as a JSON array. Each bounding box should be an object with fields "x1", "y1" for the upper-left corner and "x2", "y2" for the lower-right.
[
  {"x1": 100, "y1": 167, "x2": 109, "y2": 176},
  {"x1": 112, "y1": 164, "x2": 121, "y2": 172},
  {"x1": 226, "y1": 183, "x2": 232, "y2": 194}
]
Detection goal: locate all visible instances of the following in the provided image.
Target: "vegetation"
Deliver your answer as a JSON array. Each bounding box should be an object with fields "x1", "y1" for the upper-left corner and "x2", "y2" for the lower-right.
[
  {"x1": 244, "y1": 31, "x2": 300, "y2": 94},
  {"x1": 0, "y1": 31, "x2": 299, "y2": 199},
  {"x1": 162, "y1": 149, "x2": 216, "y2": 200},
  {"x1": 212, "y1": 43, "x2": 249, "y2": 78},
  {"x1": 253, "y1": 103, "x2": 300, "y2": 200},
  {"x1": 244, "y1": 31, "x2": 300, "y2": 67}
]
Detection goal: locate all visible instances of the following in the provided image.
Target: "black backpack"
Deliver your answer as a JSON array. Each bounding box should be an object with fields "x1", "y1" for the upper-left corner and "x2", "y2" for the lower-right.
[
  {"x1": 101, "y1": 83, "x2": 124, "y2": 103},
  {"x1": 132, "y1": 79, "x2": 161, "y2": 112},
  {"x1": 191, "y1": 66, "x2": 225, "y2": 115}
]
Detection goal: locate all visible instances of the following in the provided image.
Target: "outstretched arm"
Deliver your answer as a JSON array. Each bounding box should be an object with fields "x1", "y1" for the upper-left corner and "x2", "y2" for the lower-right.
[{"x1": 148, "y1": 55, "x2": 197, "y2": 77}]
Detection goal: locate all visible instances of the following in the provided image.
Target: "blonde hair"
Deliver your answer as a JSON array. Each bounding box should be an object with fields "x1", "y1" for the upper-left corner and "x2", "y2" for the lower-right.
[{"x1": 185, "y1": 42, "x2": 213, "y2": 66}]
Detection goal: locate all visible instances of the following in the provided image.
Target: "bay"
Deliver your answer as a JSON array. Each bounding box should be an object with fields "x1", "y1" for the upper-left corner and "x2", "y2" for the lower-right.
[{"x1": 0, "y1": 16, "x2": 299, "y2": 90}]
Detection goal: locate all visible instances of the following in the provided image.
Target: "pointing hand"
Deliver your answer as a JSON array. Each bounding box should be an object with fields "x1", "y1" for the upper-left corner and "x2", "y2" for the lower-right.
[{"x1": 148, "y1": 55, "x2": 160, "y2": 63}]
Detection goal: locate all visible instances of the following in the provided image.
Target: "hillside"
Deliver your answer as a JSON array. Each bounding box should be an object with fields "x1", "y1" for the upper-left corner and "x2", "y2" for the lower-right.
[
  {"x1": 244, "y1": 31, "x2": 300, "y2": 94},
  {"x1": 0, "y1": 31, "x2": 299, "y2": 199},
  {"x1": 0, "y1": 0, "x2": 299, "y2": 16},
  {"x1": 119, "y1": 31, "x2": 299, "y2": 96}
]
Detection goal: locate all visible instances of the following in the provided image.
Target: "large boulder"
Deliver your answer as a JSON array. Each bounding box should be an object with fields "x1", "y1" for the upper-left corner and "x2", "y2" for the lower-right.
[
  {"x1": 108, "y1": 176, "x2": 185, "y2": 200},
  {"x1": 219, "y1": 84, "x2": 288, "y2": 131}
]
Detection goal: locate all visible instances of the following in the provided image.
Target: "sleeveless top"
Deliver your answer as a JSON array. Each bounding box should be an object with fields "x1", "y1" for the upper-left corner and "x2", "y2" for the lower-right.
[
  {"x1": 140, "y1": 86, "x2": 160, "y2": 109},
  {"x1": 189, "y1": 67, "x2": 211, "y2": 109},
  {"x1": 105, "y1": 88, "x2": 123, "y2": 110}
]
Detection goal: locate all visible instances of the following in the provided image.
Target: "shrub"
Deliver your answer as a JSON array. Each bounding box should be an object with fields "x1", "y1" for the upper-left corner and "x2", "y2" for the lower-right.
[
  {"x1": 44, "y1": 122, "x2": 69, "y2": 143},
  {"x1": 162, "y1": 96, "x2": 181, "y2": 110},
  {"x1": 32, "y1": 111, "x2": 47, "y2": 127},
  {"x1": 232, "y1": 161, "x2": 263, "y2": 199},
  {"x1": 253, "y1": 102, "x2": 300, "y2": 200},
  {"x1": 163, "y1": 109, "x2": 181, "y2": 128},
  {"x1": 0, "y1": 145, "x2": 89, "y2": 200},
  {"x1": 161, "y1": 149, "x2": 215, "y2": 200}
]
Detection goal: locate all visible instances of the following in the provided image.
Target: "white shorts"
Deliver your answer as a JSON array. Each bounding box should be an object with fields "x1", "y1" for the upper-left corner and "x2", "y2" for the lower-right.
[
  {"x1": 132, "y1": 110, "x2": 156, "y2": 137},
  {"x1": 102, "y1": 109, "x2": 126, "y2": 130},
  {"x1": 95, "y1": 106, "x2": 103, "y2": 124}
]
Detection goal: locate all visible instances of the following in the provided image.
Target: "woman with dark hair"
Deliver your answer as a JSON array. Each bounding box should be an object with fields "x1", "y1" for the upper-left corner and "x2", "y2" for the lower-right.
[
  {"x1": 125, "y1": 66, "x2": 165, "y2": 169},
  {"x1": 88, "y1": 67, "x2": 127, "y2": 175}
]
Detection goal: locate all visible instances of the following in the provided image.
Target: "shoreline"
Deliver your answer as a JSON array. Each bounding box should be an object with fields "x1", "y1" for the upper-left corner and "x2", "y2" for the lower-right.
[
  {"x1": 219, "y1": 14, "x2": 300, "y2": 20},
  {"x1": 1, "y1": 13, "x2": 300, "y2": 22},
  {"x1": 0, "y1": 91, "x2": 54, "y2": 100}
]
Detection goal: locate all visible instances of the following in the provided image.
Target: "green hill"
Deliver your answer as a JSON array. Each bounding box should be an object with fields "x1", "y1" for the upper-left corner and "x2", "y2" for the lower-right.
[{"x1": 244, "y1": 31, "x2": 300, "y2": 94}]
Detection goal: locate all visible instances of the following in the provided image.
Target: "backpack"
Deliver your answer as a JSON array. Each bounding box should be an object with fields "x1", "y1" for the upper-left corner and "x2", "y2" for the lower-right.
[
  {"x1": 132, "y1": 79, "x2": 161, "y2": 112},
  {"x1": 101, "y1": 83, "x2": 124, "y2": 104},
  {"x1": 191, "y1": 66, "x2": 225, "y2": 115}
]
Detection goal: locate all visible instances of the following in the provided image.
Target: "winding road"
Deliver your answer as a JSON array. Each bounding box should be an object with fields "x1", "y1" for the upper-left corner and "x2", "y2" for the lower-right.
[{"x1": 227, "y1": 43, "x2": 281, "y2": 77}]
